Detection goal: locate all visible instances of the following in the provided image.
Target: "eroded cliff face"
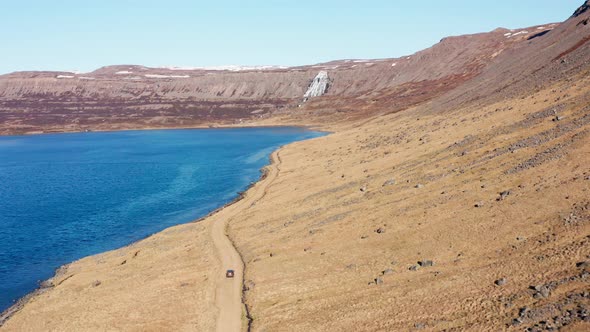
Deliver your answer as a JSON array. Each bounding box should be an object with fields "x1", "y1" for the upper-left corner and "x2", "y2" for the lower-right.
[{"x1": 0, "y1": 24, "x2": 554, "y2": 135}]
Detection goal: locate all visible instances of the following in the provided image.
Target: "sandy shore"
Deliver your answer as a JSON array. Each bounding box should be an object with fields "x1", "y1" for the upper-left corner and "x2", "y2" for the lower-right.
[{"x1": 0, "y1": 123, "x2": 326, "y2": 138}]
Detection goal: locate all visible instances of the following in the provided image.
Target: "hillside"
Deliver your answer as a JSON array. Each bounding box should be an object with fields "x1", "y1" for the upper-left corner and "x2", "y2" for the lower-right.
[
  {"x1": 0, "y1": 23, "x2": 551, "y2": 135},
  {"x1": 2, "y1": 2, "x2": 590, "y2": 332}
]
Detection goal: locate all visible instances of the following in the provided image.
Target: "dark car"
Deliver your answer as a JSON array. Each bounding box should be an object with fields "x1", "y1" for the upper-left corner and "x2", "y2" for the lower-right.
[{"x1": 226, "y1": 269, "x2": 235, "y2": 278}]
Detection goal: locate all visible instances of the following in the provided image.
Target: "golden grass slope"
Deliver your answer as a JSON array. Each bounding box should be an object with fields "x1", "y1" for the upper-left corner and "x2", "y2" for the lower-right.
[
  {"x1": 1, "y1": 220, "x2": 218, "y2": 331},
  {"x1": 231, "y1": 74, "x2": 590, "y2": 331}
]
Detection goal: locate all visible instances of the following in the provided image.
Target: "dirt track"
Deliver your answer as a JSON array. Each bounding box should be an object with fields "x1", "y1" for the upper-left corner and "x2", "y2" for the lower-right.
[{"x1": 211, "y1": 150, "x2": 282, "y2": 332}]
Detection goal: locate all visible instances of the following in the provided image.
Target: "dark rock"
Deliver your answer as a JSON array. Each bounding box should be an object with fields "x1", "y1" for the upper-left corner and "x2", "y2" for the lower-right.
[
  {"x1": 497, "y1": 190, "x2": 511, "y2": 201},
  {"x1": 474, "y1": 202, "x2": 484, "y2": 208},
  {"x1": 576, "y1": 261, "x2": 590, "y2": 269},
  {"x1": 360, "y1": 235, "x2": 368, "y2": 239},
  {"x1": 39, "y1": 280, "x2": 54, "y2": 289},
  {"x1": 415, "y1": 184, "x2": 424, "y2": 189},
  {"x1": 531, "y1": 285, "x2": 551, "y2": 298},
  {"x1": 382, "y1": 268, "x2": 394, "y2": 275},
  {"x1": 540, "y1": 287, "x2": 551, "y2": 298},
  {"x1": 374, "y1": 277, "x2": 383, "y2": 285},
  {"x1": 409, "y1": 265, "x2": 420, "y2": 271},
  {"x1": 375, "y1": 227, "x2": 385, "y2": 234},
  {"x1": 92, "y1": 280, "x2": 101, "y2": 287},
  {"x1": 418, "y1": 260, "x2": 434, "y2": 267},
  {"x1": 495, "y1": 278, "x2": 507, "y2": 286},
  {"x1": 414, "y1": 322, "x2": 426, "y2": 329},
  {"x1": 244, "y1": 280, "x2": 256, "y2": 291},
  {"x1": 382, "y1": 179, "x2": 396, "y2": 187}
]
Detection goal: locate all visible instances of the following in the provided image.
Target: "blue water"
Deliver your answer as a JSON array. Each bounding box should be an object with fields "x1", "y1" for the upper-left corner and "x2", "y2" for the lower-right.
[{"x1": 0, "y1": 127, "x2": 324, "y2": 312}]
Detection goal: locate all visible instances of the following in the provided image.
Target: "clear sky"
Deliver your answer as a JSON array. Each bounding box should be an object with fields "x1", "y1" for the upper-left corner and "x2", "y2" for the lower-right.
[{"x1": 0, "y1": 0, "x2": 583, "y2": 74}]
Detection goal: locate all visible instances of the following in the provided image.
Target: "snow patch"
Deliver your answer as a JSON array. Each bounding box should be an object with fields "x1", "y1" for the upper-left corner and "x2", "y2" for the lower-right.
[
  {"x1": 56, "y1": 75, "x2": 74, "y2": 79},
  {"x1": 507, "y1": 30, "x2": 529, "y2": 38},
  {"x1": 391, "y1": 63, "x2": 397, "y2": 67},
  {"x1": 78, "y1": 76, "x2": 95, "y2": 80},
  {"x1": 161, "y1": 65, "x2": 288, "y2": 72},
  {"x1": 144, "y1": 74, "x2": 190, "y2": 79},
  {"x1": 315, "y1": 65, "x2": 339, "y2": 70}
]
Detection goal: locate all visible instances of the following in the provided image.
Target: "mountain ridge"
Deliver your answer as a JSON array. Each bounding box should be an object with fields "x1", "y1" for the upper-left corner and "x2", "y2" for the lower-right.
[{"x1": 0, "y1": 23, "x2": 557, "y2": 135}]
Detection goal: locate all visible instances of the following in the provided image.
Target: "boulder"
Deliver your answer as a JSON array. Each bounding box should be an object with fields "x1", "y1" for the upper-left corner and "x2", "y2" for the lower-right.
[
  {"x1": 495, "y1": 278, "x2": 507, "y2": 286},
  {"x1": 418, "y1": 260, "x2": 434, "y2": 267}
]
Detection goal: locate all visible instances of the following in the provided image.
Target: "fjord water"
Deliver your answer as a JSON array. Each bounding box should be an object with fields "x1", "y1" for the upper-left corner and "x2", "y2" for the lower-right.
[{"x1": 0, "y1": 127, "x2": 324, "y2": 312}]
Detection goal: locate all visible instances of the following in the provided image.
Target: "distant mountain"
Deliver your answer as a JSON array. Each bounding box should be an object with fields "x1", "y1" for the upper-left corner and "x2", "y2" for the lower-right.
[{"x1": 0, "y1": 6, "x2": 587, "y2": 134}]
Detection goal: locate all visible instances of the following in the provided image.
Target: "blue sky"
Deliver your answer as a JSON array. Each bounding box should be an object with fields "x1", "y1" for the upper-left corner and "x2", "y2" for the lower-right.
[{"x1": 0, "y1": 0, "x2": 582, "y2": 74}]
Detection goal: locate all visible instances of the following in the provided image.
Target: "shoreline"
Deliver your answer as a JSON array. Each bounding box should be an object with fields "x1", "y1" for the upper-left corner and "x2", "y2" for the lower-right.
[
  {"x1": 0, "y1": 123, "x2": 328, "y2": 138},
  {"x1": 0, "y1": 134, "x2": 323, "y2": 328}
]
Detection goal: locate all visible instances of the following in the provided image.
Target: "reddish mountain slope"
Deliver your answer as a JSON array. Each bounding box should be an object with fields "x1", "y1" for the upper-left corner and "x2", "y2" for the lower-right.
[{"x1": 0, "y1": 23, "x2": 553, "y2": 135}]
